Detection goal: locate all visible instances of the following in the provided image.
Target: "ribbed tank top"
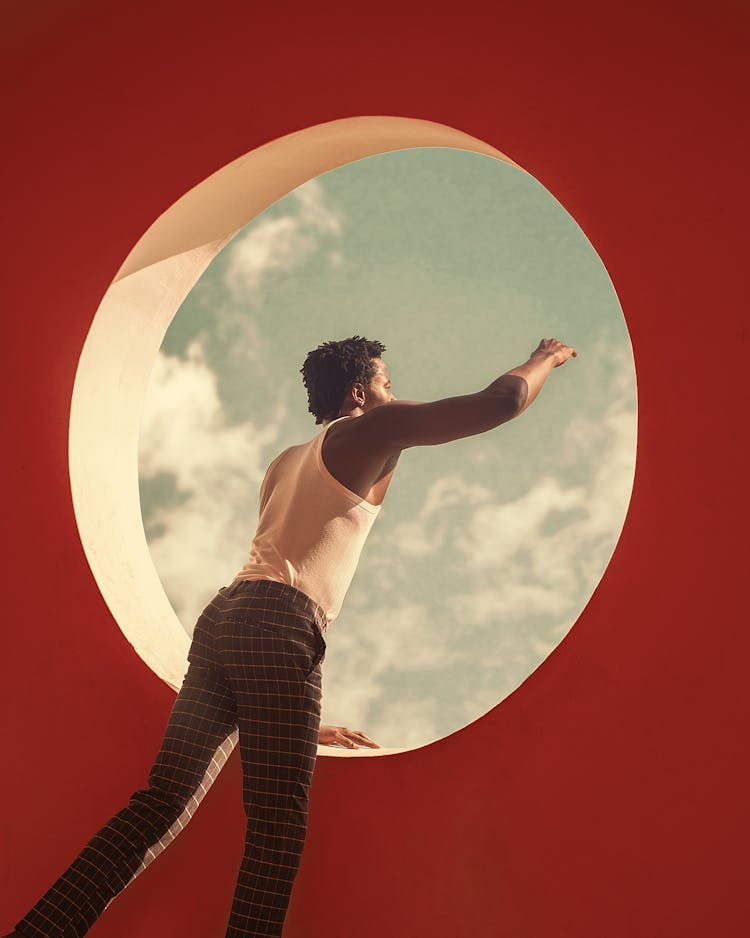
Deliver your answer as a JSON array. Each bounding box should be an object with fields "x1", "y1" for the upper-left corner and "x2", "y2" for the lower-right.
[{"x1": 233, "y1": 417, "x2": 381, "y2": 623}]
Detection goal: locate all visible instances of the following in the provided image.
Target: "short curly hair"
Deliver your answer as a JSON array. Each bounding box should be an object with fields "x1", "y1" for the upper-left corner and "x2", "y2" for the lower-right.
[{"x1": 301, "y1": 336, "x2": 387, "y2": 424}]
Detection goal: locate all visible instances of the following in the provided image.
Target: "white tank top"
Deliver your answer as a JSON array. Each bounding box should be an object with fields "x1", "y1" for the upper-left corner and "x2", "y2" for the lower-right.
[{"x1": 234, "y1": 417, "x2": 381, "y2": 623}]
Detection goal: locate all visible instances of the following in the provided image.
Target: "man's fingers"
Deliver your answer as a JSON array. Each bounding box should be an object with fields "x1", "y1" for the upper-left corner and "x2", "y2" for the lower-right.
[
  {"x1": 535, "y1": 337, "x2": 577, "y2": 364},
  {"x1": 329, "y1": 728, "x2": 358, "y2": 749},
  {"x1": 550, "y1": 340, "x2": 577, "y2": 365},
  {"x1": 336, "y1": 726, "x2": 381, "y2": 748},
  {"x1": 348, "y1": 728, "x2": 381, "y2": 748}
]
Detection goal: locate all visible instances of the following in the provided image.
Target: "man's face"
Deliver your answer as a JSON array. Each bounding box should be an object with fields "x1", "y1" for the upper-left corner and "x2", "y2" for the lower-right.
[{"x1": 364, "y1": 357, "x2": 396, "y2": 410}]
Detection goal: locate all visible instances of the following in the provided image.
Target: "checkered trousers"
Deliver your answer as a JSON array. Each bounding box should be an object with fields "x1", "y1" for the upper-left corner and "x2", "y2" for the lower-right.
[{"x1": 16, "y1": 579, "x2": 328, "y2": 938}]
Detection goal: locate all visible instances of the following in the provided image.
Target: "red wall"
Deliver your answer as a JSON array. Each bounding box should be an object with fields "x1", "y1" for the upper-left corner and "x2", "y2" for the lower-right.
[{"x1": 2, "y1": 2, "x2": 748, "y2": 936}]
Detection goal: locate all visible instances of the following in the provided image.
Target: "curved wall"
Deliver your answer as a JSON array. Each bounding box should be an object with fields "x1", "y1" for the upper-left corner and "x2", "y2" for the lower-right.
[{"x1": 71, "y1": 117, "x2": 511, "y2": 692}]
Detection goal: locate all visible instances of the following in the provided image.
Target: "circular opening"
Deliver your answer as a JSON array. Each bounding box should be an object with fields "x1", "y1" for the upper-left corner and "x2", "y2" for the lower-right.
[{"x1": 70, "y1": 117, "x2": 636, "y2": 756}]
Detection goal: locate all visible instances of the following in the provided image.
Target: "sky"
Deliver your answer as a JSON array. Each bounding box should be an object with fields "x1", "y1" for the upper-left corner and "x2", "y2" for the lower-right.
[{"x1": 138, "y1": 147, "x2": 636, "y2": 749}]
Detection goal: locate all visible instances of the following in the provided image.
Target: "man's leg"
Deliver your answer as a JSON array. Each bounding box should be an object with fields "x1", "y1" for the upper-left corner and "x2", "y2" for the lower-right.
[
  {"x1": 217, "y1": 613, "x2": 324, "y2": 938},
  {"x1": 14, "y1": 659, "x2": 238, "y2": 938}
]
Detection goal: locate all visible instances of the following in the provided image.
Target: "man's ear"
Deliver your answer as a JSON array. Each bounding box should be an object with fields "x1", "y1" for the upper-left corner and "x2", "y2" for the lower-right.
[{"x1": 351, "y1": 381, "x2": 366, "y2": 406}]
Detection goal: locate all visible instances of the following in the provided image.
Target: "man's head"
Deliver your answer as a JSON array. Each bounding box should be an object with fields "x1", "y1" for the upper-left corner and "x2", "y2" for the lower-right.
[{"x1": 301, "y1": 336, "x2": 394, "y2": 424}]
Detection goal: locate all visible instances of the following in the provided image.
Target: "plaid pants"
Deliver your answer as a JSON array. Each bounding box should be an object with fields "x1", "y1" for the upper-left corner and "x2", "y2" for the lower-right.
[{"x1": 16, "y1": 579, "x2": 327, "y2": 938}]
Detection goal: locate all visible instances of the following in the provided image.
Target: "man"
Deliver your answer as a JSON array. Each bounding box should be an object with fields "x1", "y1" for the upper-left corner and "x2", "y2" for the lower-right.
[{"x1": 6, "y1": 334, "x2": 575, "y2": 938}]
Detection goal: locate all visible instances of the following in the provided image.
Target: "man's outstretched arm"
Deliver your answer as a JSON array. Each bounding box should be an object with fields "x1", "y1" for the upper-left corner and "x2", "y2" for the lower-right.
[{"x1": 355, "y1": 337, "x2": 577, "y2": 454}]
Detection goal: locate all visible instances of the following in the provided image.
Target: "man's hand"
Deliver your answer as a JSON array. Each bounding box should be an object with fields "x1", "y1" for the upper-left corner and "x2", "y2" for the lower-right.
[
  {"x1": 506, "y1": 336, "x2": 577, "y2": 414},
  {"x1": 530, "y1": 337, "x2": 577, "y2": 367},
  {"x1": 318, "y1": 724, "x2": 381, "y2": 749}
]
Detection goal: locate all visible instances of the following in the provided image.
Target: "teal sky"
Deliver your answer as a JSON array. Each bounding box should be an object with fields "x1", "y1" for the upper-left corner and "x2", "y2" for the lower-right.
[{"x1": 139, "y1": 148, "x2": 636, "y2": 748}]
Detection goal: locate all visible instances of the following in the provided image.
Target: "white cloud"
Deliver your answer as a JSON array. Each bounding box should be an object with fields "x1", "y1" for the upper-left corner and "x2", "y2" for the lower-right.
[
  {"x1": 390, "y1": 475, "x2": 493, "y2": 557},
  {"x1": 320, "y1": 599, "x2": 466, "y2": 742},
  {"x1": 225, "y1": 178, "x2": 342, "y2": 295},
  {"x1": 451, "y1": 356, "x2": 637, "y2": 632},
  {"x1": 456, "y1": 475, "x2": 587, "y2": 573},
  {"x1": 370, "y1": 697, "x2": 440, "y2": 749},
  {"x1": 422, "y1": 475, "x2": 493, "y2": 517},
  {"x1": 291, "y1": 178, "x2": 342, "y2": 234},
  {"x1": 139, "y1": 340, "x2": 283, "y2": 628},
  {"x1": 456, "y1": 577, "x2": 567, "y2": 624}
]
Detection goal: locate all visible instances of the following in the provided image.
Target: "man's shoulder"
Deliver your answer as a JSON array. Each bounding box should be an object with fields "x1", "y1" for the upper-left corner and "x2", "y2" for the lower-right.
[
  {"x1": 267, "y1": 441, "x2": 304, "y2": 471},
  {"x1": 265, "y1": 430, "x2": 327, "y2": 478},
  {"x1": 323, "y1": 404, "x2": 411, "y2": 452},
  {"x1": 321, "y1": 416, "x2": 353, "y2": 442}
]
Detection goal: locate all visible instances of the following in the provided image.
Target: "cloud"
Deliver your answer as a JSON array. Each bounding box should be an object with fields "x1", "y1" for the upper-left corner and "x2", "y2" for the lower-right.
[
  {"x1": 320, "y1": 599, "x2": 467, "y2": 743},
  {"x1": 456, "y1": 475, "x2": 588, "y2": 573},
  {"x1": 291, "y1": 178, "x2": 342, "y2": 234},
  {"x1": 389, "y1": 475, "x2": 494, "y2": 557},
  {"x1": 225, "y1": 178, "x2": 343, "y2": 295},
  {"x1": 452, "y1": 353, "x2": 637, "y2": 633},
  {"x1": 370, "y1": 697, "x2": 440, "y2": 750},
  {"x1": 139, "y1": 340, "x2": 283, "y2": 628}
]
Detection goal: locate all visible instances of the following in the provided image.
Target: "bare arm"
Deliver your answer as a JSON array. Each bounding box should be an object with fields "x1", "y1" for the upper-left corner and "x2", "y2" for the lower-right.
[{"x1": 354, "y1": 337, "x2": 577, "y2": 455}]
